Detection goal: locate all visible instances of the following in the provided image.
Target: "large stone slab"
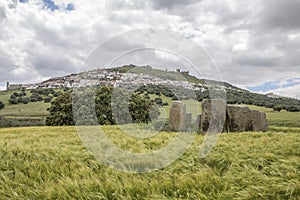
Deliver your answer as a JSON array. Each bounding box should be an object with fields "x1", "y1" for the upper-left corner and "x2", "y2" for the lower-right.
[
  {"x1": 251, "y1": 110, "x2": 268, "y2": 132},
  {"x1": 169, "y1": 101, "x2": 187, "y2": 131},
  {"x1": 226, "y1": 105, "x2": 268, "y2": 132},
  {"x1": 200, "y1": 99, "x2": 227, "y2": 133},
  {"x1": 226, "y1": 105, "x2": 253, "y2": 132}
]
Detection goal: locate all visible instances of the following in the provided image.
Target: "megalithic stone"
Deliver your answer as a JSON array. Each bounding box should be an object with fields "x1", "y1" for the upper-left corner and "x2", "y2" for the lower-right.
[
  {"x1": 200, "y1": 99, "x2": 227, "y2": 133},
  {"x1": 226, "y1": 105, "x2": 253, "y2": 132},
  {"x1": 251, "y1": 110, "x2": 268, "y2": 132},
  {"x1": 183, "y1": 113, "x2": 192, "y2": 130},
  {"x1": 169, "y1": 101, "x2": 186, "y2": 132}
]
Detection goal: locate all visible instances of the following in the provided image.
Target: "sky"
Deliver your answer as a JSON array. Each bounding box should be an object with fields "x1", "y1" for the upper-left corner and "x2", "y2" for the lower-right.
[{"x1": 0, "y1": 0, "x2": 299, "y2": 99}]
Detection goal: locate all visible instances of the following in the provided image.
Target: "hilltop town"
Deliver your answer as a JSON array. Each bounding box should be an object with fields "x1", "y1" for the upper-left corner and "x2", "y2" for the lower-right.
[{"x1": 6, "y1": 65, "x2": 230, "y2": 92}]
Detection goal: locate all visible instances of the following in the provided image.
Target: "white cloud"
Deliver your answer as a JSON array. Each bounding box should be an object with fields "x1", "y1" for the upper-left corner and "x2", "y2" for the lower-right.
[
  {"x1": 264, "y1": 84, "x2": 300, "y2": 99},
  {"x1": 0, "y1": 0, "x2": 299, "y2": 98}
]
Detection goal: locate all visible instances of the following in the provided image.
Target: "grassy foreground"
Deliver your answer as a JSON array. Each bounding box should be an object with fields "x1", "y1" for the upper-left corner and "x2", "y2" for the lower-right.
[{"x1": 0, "y1": 126, "x2": 299, "y2": 199}]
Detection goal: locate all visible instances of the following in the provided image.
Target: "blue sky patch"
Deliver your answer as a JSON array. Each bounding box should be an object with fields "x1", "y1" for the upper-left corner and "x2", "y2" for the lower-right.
[
  {"x1": 248, "y1": 78, "x2": 300, "y2": 92},
  {"x1": 43, "y1": 0, "x2": 59, "y2": 11},
  {"x1": 66, "y1": 3, "x2": 75, "y2": 11},
  {"x1": 19, "y1": 0, "x2": 28, "y2": 3}
]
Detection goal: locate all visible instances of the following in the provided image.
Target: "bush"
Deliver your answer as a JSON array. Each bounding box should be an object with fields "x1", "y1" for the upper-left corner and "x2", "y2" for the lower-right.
[
  {"x1": 154, "y1": 97, "x2": 163, "y2": 106},
  {"x1": 0, "y1": 101, "x2": 5, "y2": 110},
  {"x1": 273, "y1": 106, "x2": 282, "y2": 112},
  {"x1": 37, "y1": 95, "x2": 43, "y2": 101},
  {"x1": 22, "y1": 99, "x2": 29, "y2": 104},
  {"x1": 162, "y1": 102, "x2": 169, "y2": 106},
  {"x1": 44, "y1": 96, "x2": 53, "y2": 103},
  {"x1": 17, "y1": 97, "x2": 23, "y2": 104},
  {"x1": 9, "y1": 99, "x2": 17, "y2": 105},
  {"x1": 286, "y1": 106, "x2": 300, "y2": 112}
]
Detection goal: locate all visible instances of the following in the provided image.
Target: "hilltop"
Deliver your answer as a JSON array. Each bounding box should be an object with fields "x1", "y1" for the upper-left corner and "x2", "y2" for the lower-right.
[
  {"x1": 3, "y1": 64, "x2": 300, "y2": 110},
  {"x1": 25, "y1": 64, "x2": 300, "y2": 111},
  {"x1": 1, "y1": 65, "x2": 300, "y2": 128}
]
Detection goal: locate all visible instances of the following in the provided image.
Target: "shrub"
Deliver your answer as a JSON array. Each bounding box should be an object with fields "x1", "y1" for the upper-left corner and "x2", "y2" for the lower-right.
[
  {"x1": 17, "y1": 97, "x2": 23, "y2": 104},
  {"x1": 44, "y1": 96, "x2": 53, "y2": 103},
  {"x1": 22, "y1": 99, "x2": 29, "y2": 104},
  {"x1": 9, "y1": 99, "x2": 17, "y2": 105},
  {"x1": 0, "y1": 101, "x2": 5, "y2": 110}
]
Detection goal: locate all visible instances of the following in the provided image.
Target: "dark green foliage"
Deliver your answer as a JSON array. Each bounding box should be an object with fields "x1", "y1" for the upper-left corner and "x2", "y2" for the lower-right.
[
  {"x1": 47, "y1": 86, "x2": 160, "y2": 126},
  {"x1": 154, "y1": 97, "x2": 163, "y2": 106},
  {"x1": 0, "y1": 117, "x2": 44, "y2": 127},
  {"x1": 226, "y1": 89, "x2": 300, "y2": 112},
  {"x1": 162, "y1": 102, "x2": 169, "y2": 106},
  {"x1": 9, "y1": 98, "x2": 17, "y2": 105},
  {"x1": 36, "y1": 95, "x2": 43, "y2": 102},
  {"x1": 0, "y1": 101, "x2": 5, "y2": 110},
  {"x1": 286, "y1": 106, "x2": 300, "y2": 112},
  {"x1": 273, "y1": 106, "x2": 283, "y2": 112},
  {"x1": 53, "y1": 91, "x2": 61, "y2": 97},
  {"x1": 17, "y1": 97, "x2": 23, "y2": 104},
  {"x1": 44, "y1": 96, "x2": 53, "y2": 103},
  {"x1": 46, "y1": 93, "x2": 74, "y2": 126},
  {"x1": 22, "y1": 98, "x2": 29, "y2": 104}
]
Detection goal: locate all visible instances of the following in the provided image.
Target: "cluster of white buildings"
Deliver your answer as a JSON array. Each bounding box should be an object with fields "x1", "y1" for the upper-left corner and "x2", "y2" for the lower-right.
[{"x1": 16, "y1": 68, "x2": 209, "y2": 92}]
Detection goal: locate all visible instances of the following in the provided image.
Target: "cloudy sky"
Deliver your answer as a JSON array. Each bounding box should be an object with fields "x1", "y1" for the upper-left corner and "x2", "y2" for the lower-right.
[{"x1": 0, "y1": 0, "x2": 299, "y2": 99}]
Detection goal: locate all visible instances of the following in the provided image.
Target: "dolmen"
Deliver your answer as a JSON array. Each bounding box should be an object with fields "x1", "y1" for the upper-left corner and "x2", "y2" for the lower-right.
[{"x1": 169, "y1": 100, "x2": 268, "y2": 133}]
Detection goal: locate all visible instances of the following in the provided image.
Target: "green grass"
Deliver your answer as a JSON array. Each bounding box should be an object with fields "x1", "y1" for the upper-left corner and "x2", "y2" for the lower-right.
[
  {"x1": 0, "y1": 126, "x2": 299, "y2": 199},
  {"x1": 0, "y1": 90, "x2": 51, "y2": 118},
  {"x1": 0, "y1": 102, "x2": 50, "y2": 118}
]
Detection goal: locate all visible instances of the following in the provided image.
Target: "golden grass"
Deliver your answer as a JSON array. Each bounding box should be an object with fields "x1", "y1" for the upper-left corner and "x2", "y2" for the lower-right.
[{"x1": 0, "y1": 126, "x2": 299, "y2": 199}]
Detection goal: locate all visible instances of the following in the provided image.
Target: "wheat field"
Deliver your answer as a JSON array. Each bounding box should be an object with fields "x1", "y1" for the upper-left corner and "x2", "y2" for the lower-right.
[{"x1": 0, "y1": 126, "x2": 299, "y2": 199}]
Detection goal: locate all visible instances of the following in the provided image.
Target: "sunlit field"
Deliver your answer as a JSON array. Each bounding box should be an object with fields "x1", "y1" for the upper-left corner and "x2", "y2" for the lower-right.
[{"x1": 0, "y1": 126, "x2": 299, "y2": 199}]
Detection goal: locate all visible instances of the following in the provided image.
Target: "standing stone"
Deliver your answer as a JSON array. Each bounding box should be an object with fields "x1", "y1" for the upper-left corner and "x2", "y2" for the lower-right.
[
  {"x1": 226, "y1": 105, "x2": 254, "y2": 132},
  {"x1": 183, "y1": 113, "x2": 192, "y2": 130},
  {"x1": 169, "y1": 101, "x2": 187, "y2": 131},
  {"x1": 251, "y1": 110, "x2": 268, "y2": 132},
  {"x1": 200, "y1": 99, "x2": 227, "y2": 133}
]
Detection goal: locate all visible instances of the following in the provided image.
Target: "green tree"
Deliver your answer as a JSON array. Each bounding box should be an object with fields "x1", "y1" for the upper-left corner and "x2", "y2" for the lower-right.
[
  {"x1": 46, "y1": 86, "x2": 160, "y2": 126},
  {"x1": 46, "y1": 93, "x2": 74, "y2": 126},
  {"x1": 0, "y1": 101, "x2": 5, "y2": 110}
]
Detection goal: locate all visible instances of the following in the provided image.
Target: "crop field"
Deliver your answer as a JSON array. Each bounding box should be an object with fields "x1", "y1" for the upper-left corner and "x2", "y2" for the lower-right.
[{"x1": 0, "y1": 125, "x2": 300, "y2": 199}]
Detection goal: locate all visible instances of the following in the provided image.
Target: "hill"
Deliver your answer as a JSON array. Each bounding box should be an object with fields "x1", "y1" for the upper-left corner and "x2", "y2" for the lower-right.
[
  {"x1": 1, "y1": 65, "x2": 300, "y2": 127},
  {"x1": 27, "y1": 64, "x2": 300, "y2": 111}
]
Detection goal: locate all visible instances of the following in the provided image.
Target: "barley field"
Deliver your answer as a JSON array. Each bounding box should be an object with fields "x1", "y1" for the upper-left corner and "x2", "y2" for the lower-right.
[{"x1": 0, "y1": 126, "x2": 299, "y2": 199}]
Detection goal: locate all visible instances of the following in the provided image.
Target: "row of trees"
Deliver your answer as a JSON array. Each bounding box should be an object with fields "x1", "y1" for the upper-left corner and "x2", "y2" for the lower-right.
[
  {"x1": 226, "y1": 89, "x2": 300, "y2": 112},
  {"x1": 135, "y1": 84, "x2": 300, "y2": 112},
  {"x1": 46, "y1": 86, "x2": 160, "y2": 126},
  {"x1": 9, "y1": 89, "x2": 61, "y2": 105}
]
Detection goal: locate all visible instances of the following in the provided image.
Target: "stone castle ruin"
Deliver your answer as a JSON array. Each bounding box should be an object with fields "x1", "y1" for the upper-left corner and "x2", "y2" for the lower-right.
[{"x1": 169, "y1": 100, "x2": 268, "y2": 133}]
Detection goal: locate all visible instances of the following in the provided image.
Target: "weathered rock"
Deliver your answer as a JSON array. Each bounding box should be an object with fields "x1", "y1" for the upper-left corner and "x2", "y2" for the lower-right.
[
  {"x1": 200, "y1": 99, "x2": 227, "y2": 133},
  {"x1": 251, "y1": 110, "x2": 268, "y2": 132},
  {"x1": 226, "y1": 105, "x2": 254, "y2": 132},
  {"x1": 183, "y1": 113, "x2": 192, "y2": 130},
  {"x1": 226, "y1": 105, "x2": 268, "y2": 132},
  {"x1": 169, "y1": 101, "x2": 187, "y2": 131}
]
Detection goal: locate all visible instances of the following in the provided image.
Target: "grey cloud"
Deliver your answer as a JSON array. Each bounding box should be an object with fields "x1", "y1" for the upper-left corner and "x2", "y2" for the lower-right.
[
  {"x1": 151, "y1": 0, "x2": 199, "y2": 10},
  {"x1": 233, "y1": 52, "x2": 281, "y2": 67},
  {"x1": 0, "y1": 6, "x2": 6, "y2": 22},
  {"x1": 260, "y1": 0, "x2": 300, "y2": 30}
]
